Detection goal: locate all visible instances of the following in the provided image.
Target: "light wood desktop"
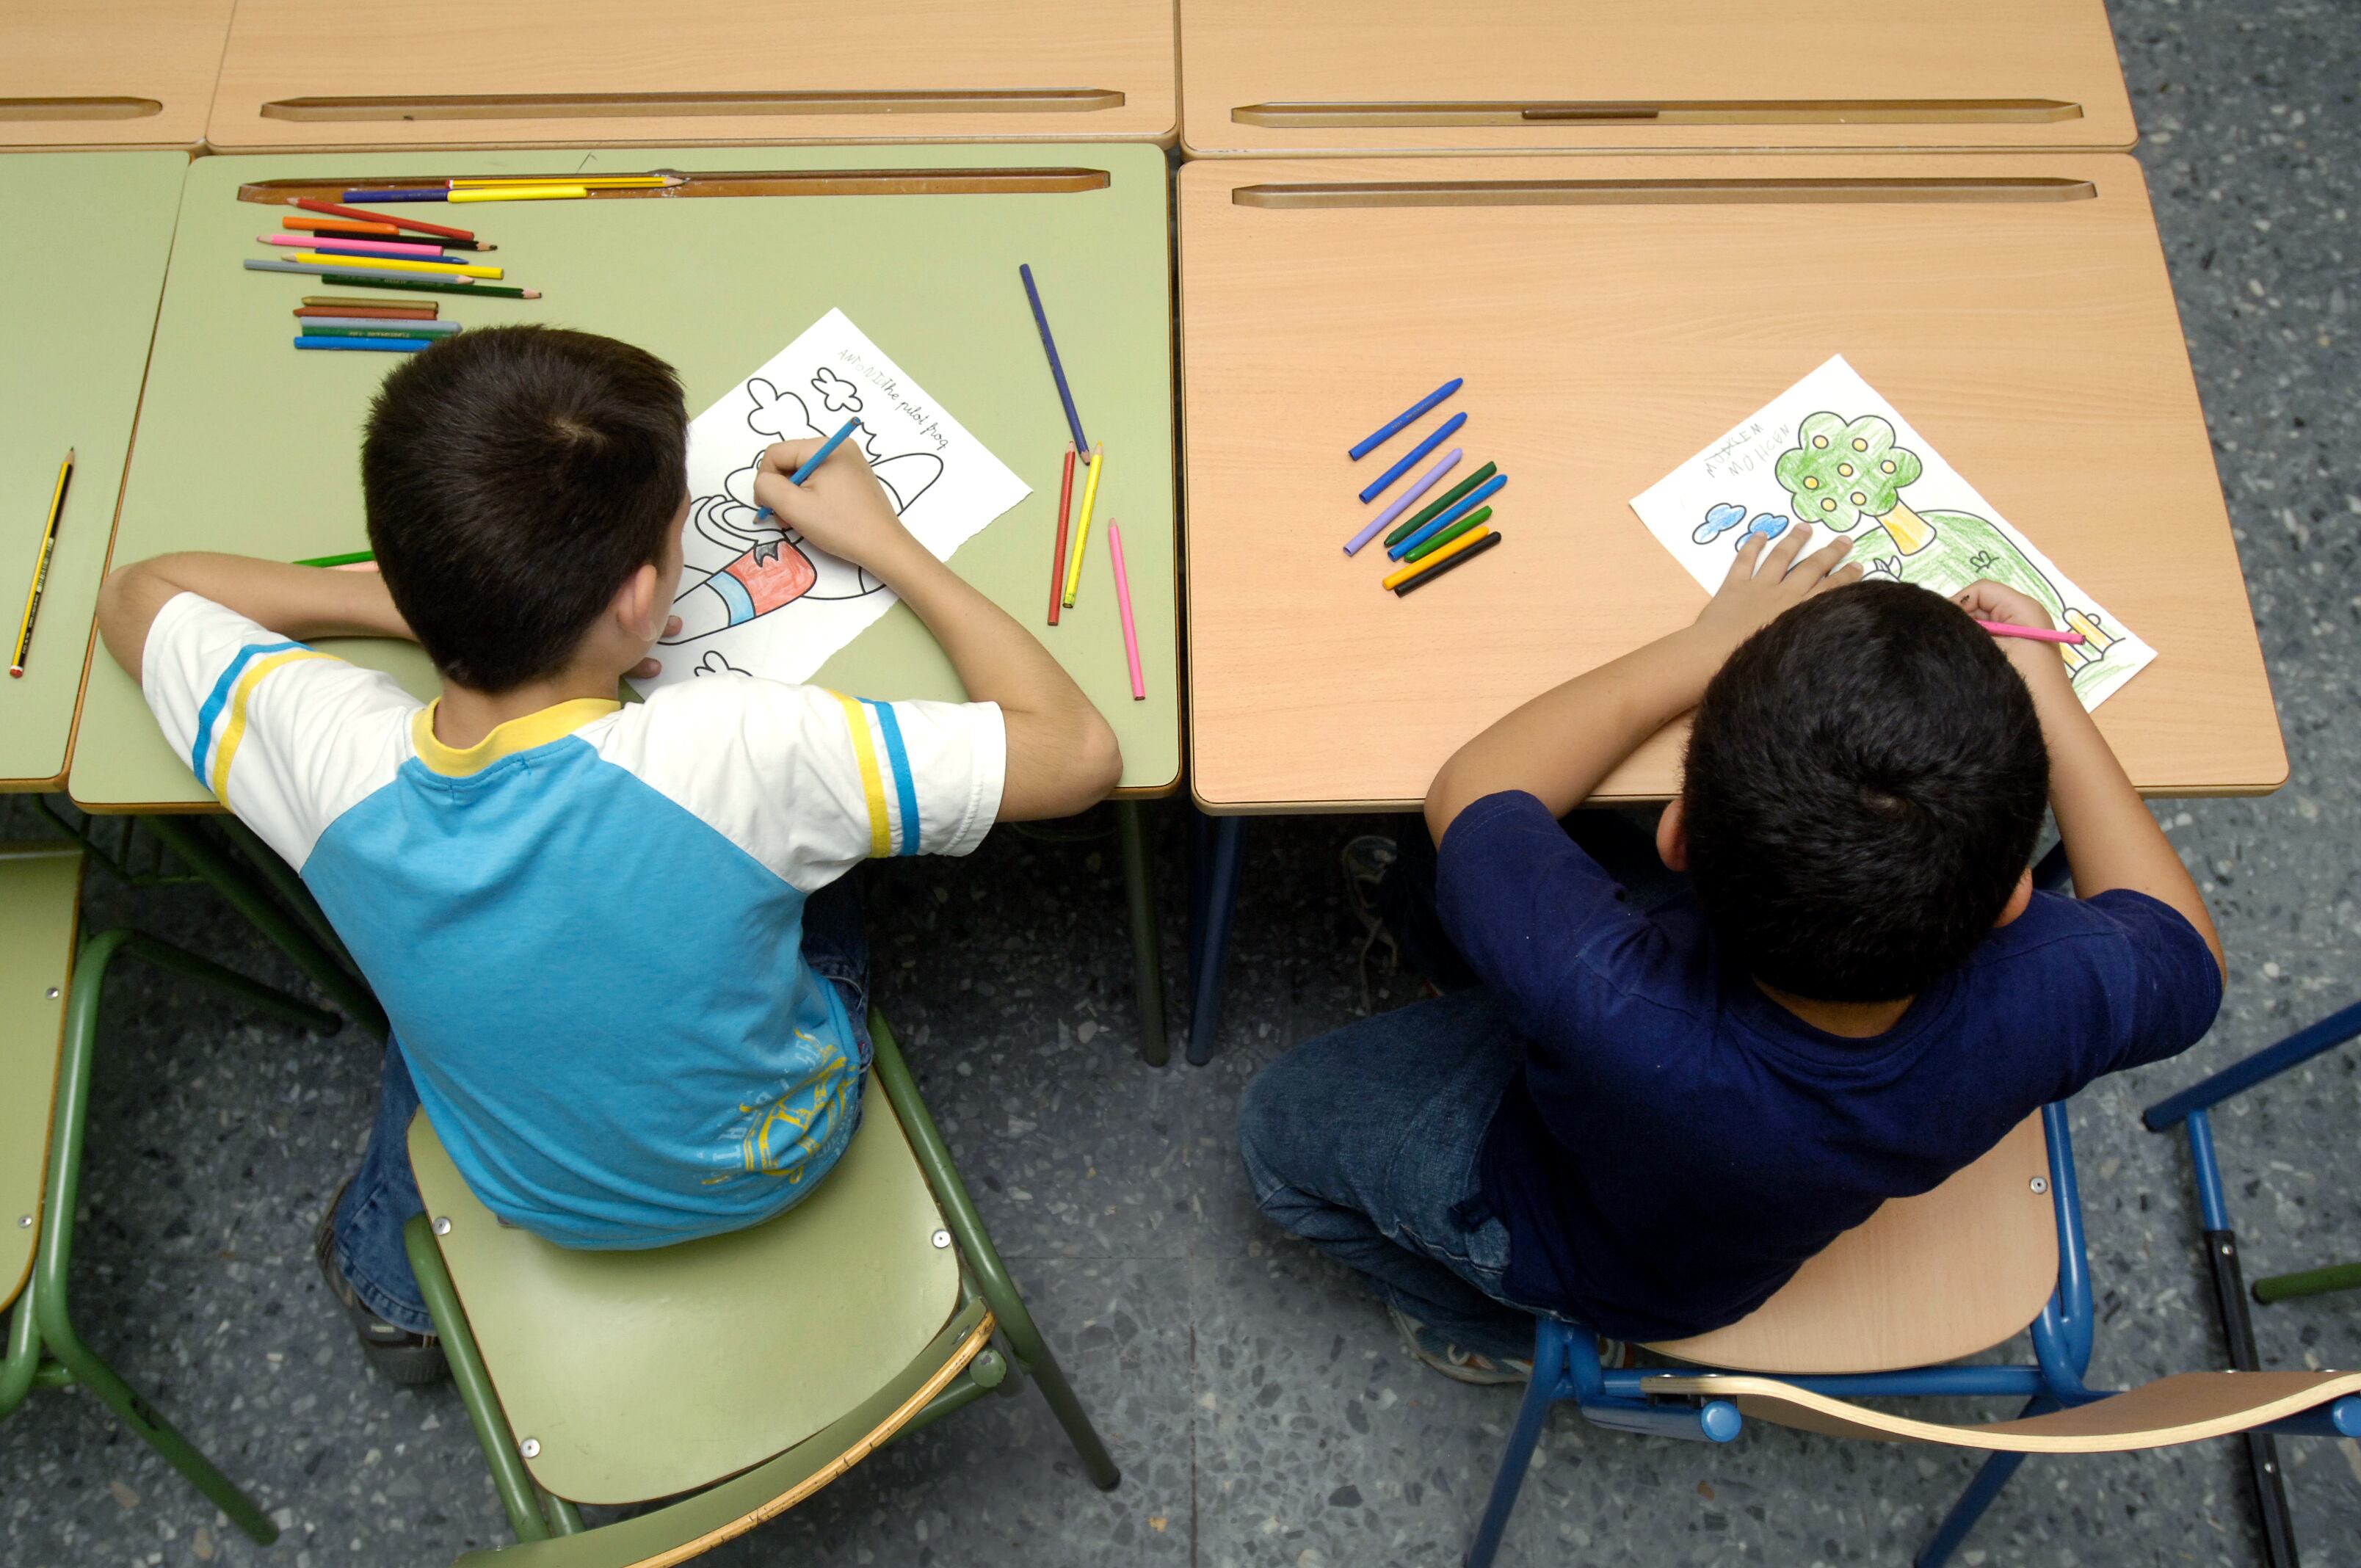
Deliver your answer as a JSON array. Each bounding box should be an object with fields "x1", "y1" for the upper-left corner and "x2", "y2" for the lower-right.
[
  {"x1": 1178, "y1": 0, "x2": 2137, "y2": 159},
  {"x1": 70, "y1": 145, "x2": 1177, "y2": 812},
  {"x1": 1177, "y1": 153, "x2": 2284, "y2": 814},
  {"x1": 0, "y1": 1, "x2": 233, "y2": 151},
  {"x1": 0, "y1": 153, "x2": 186, "y2": 791},
  {"x1": 207, "y1": 0, "x2": 1175, "y2": 153}
]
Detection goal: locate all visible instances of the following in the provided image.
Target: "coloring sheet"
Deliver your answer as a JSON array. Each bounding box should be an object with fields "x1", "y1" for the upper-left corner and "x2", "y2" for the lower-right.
[
  {"x1": 1630, "y1": 355, "x2": 2153, "y2": 709},
  {"x1": 640, "y1": 307, "x2": 1029, "y2": 692}
]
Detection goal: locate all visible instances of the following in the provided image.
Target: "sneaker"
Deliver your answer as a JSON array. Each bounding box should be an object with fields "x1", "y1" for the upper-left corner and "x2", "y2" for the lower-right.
[
  {"x1": 1386, "y1": 1303, "x2": 1534, "y2": 1386},
  {"x1": 314, "y1": 1185, "x2": 448, "y2": 1386}
]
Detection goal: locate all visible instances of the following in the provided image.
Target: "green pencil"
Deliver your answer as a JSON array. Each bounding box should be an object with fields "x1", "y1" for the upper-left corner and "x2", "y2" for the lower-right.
[
  {"x1": 298, "y1": 325, "x2": 455, "y2": 341},
  {"x1": 311, "y1": 269, "x2": 540, "y2": 300},
  {"x1": 1386, "y1": 460, "x2": 1495, "y2": 548},
  {"x1": 1404, "y1": 505, "x2": 1492, "y2": 563},
  {"x1": 296, "y1": 548, "x2": 375, "y2": 568}
]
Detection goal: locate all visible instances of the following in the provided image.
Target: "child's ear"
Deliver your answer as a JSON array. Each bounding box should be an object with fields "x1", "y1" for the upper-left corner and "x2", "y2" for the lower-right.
[
  {"x1": 614, "y1": 561, "x2": 664, "y2": 641},
  {"x1": 1656, "y1": 798, "x2": 1689, "y2": 872},
  {"x1": 1993, "y1": 868, "x2": 2035, "y2": 929}
]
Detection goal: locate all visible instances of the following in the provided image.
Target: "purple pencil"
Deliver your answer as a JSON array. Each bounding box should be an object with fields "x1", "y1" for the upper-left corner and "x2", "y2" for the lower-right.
[{"x1": 1346, "y1": 449, "x2": 1461, "y2": 555}]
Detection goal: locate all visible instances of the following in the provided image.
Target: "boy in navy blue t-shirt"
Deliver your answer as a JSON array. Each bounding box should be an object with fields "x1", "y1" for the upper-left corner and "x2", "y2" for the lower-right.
[{"x1": 1238, "y1": 526, "x2": 2224, "y2": 1381}]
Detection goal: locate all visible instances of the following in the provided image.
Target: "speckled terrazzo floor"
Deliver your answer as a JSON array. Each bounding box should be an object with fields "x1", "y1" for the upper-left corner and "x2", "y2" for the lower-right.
[{"x1": 5, "y1": 3, "x2": 2357, "y2": 1564}]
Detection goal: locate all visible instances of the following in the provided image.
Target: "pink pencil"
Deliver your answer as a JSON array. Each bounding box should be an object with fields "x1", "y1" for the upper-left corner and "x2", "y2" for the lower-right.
[
  {"x1": 1108, "y1": 520, "x2": 1145, "y2": 702},
  {"x1": 1976, "y1": 618, "x2": 2086, "y2": 646},
  {"x1": 258, "y1": 233, "x2": 453, "y2": 262}
]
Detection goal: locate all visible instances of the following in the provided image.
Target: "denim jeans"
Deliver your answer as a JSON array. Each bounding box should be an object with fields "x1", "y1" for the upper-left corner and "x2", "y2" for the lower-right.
[
  {"x1": 330, "y1": 875, "x2": 871, "y2": 1335},
  {"x1": 1236, "y1": 987, "x2": 1556, "y2": 1363}
]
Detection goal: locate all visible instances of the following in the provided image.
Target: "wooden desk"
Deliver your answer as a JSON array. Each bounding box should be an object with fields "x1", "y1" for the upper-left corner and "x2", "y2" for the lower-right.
[
  {"x1": 207, "y1": 0, "x2": 1175, "y2": 153},
  {"x1": 0, "y1": 153, "x2": 185, "y2": 791},
  {"x1": 0, "y1": 1, "x2": 233, "y2": 151},
  {"x1": 70, "y1": 145, "x2": 1176, "y2": 810},
  {"x1": 1178, "y1": 0, "x2": 2136, "y2": 159},
  {"x1": 1177, "y1": 153, "x2": 2283, "y2": 813}
]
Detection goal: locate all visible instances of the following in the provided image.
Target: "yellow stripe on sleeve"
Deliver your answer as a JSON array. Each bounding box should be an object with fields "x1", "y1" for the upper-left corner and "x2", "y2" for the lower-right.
[
  {"x1": 208, "y1": 650, "x2": 333, "y2": 802},
  {"x1": 828, "y1": 691, "x2": 893, "y2": 858}
]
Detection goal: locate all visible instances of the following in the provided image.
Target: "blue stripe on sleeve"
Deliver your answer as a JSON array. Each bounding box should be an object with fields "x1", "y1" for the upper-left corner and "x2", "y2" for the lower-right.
[
  {"x1": 188, "y1": 640, "x2": 304, "y2": 785},
  {"x1": 867, "y1": 701, "x2": 923, "y2": 856}
]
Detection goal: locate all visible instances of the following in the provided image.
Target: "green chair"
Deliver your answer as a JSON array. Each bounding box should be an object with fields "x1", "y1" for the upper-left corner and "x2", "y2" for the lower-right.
[
  {"x1": 402, "y1": 1007, "x2": 1120, "y2": 1564},
  {"x1": 0, "y1": 841, "x2": 343, "y2": 1545}
]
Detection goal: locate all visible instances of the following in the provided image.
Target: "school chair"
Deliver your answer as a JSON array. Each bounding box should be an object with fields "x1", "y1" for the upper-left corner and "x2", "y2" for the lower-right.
[
  {"x1": 399, "y1": 1006, "x2": 1120, "y2": 1564},
  {"x1": 0, "y1": 841, "x2": 343, "y2": 1545},
  {"x1": 1464, "y1": 1098, "x2": 2361, "y2": 1568},
  {"x1": 2141, "y1": 992, "x2": 2361, "y2": 1568}
]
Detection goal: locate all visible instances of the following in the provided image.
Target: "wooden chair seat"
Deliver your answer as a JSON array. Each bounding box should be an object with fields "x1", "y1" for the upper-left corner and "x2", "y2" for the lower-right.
[
  {"x1": 0, "y1": 845, "x2": 85, "y2": 1310},
  {"x1": 407, "y1": 1086, "x2": 962, "y2": 1506},
  {"x1": 1648, "y1": 1112, "x2": 2057, "y2": 1374}
]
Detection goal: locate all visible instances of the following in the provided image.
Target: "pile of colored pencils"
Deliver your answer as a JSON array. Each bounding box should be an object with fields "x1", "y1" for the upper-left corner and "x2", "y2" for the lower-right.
[
  {"x1": 244, "y1": 195, "x2": 546, "y2": 345},
  {"x1": 1342, "y1": 378, "x2": 1506, "y2": 598},
  {"x1": 290, "y1": 294, "x2": 460, "y2": 354}
]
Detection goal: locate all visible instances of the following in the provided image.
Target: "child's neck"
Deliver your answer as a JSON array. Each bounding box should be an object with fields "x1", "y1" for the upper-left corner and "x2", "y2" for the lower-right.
[
  {"x1": 1754, "y1": 979, "x2": 1915, "y2": 1039},
  {"x1": 433, "y1": 662, "x2": 626, "y2": 751}
]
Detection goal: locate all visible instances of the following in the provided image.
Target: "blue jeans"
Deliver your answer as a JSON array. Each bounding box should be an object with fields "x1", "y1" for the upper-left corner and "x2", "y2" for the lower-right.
[
  {"x1": 1237, "y1": 987, "x2": 1553, "y2": 1362},
  {"x1": 330, "y1": 876, "x2": 871, "y2": 1335}
]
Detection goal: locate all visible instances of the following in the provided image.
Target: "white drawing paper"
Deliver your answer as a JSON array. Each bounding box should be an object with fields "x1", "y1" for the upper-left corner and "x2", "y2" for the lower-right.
[
  {"x1": 1630, "y1": 355, "x2": 2154, "y2": 708},
  {"x1": 641, "y1": 307, "x2": 1029, "y2": 692}
]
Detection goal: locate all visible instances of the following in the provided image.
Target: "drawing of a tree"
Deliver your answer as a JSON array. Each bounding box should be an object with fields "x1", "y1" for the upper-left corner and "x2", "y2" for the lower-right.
[{"x1": 1774, "y1": 413, "x2": 1937, "y2": 556}]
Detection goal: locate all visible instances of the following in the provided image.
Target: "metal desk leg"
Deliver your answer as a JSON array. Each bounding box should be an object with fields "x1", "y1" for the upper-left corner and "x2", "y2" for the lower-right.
[
  {"x1": 1186, "y1": 812, "x2": 1245, "y2": 1067},
  {"x1": 1114, "y1": 801, "x2": 1169, "y2": 1067}
]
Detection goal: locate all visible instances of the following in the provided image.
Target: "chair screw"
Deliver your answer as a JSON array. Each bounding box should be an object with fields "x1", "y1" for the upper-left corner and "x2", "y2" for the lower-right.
[
  {"x1": 15, "y1": 1216, "x2": 29, "y2": 1229},
  {"x1": 2029, "y1": 1177, "x2": 2048, "y2": 1194},
  {"x1": 931, "y1": 1229, "x2": 951, "y2": 1249},
  {"x1": 432, "y1": 1216, "x2": 451, "y2": 1236},
  {"x1": 519, "y1": 1438, "x2": 540, "y2": 1459},
  {"x1": 45, "y1": 987, "x2": 59, "y2": 1000}
]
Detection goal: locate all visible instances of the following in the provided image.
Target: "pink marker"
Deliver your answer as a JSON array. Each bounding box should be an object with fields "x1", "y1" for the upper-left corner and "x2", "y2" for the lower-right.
[
  {"x1": 258, "y1": 233, "x2": 454, "y2": 262},
  {"x1": 1108, "y1": 521, "x2": 1145, "y2": 702},
  {"x1": 1976, "y1": 618, "x2": 2086, "y2": 646}
]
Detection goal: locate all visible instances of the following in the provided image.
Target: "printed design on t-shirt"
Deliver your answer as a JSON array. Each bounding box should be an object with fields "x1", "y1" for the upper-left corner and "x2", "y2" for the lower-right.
[{"x1": 708, "y1": 1030, "x2": 852, "y2": 1186}]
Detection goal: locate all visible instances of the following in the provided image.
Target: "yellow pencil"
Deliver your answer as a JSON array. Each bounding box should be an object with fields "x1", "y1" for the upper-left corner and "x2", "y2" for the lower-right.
[
  {"x1": 10, "y1": 449, "x2": 74, "y2": 678},
  {"x1": 449, "y1": 175, "x2": 669, "y2": 190},
  {"x1": 1062, "y1": 443, "x2": 1103, "y2": 609},
  {"x1": 295, "y1": 251, "x2": 504, "y2": 280},
  {"x1": 447, "y1": 186, "x2": 590, "y2": 205},
  {"x1": 1380, "y1": 524, "x2": 1493, "y2": 591}
]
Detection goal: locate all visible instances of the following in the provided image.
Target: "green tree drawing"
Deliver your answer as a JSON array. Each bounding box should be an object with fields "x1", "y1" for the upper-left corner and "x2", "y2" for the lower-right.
[{"x1": 1774, "y1": 412, "x2": 1936, "y2": 555}]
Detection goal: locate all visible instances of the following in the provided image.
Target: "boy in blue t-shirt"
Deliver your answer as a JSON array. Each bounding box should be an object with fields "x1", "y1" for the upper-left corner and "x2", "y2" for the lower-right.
[
  {"x1": 98, "y1": 327, "x2": 1121, "y2": 1382},
  {"x1": 1238, "y1": 525, "x2": 2224, "y2": 1382}
]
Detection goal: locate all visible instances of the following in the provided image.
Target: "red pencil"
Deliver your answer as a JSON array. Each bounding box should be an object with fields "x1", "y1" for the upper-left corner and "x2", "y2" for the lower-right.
[
  {"x1": 1048, "y1": 443, "x2": 1076, "y2": 626},
  {"x1": 291, "y1": 197, "x2": 476, "y2": 243}
]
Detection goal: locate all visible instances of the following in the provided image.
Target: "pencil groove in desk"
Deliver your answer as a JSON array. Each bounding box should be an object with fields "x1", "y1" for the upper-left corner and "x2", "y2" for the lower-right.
[
  {"x1": 0, "y1": 96, "x2": 164, "y2": 121},
  {"x1": 258, "y1": 90, "x2": 1125, "y2": 123},
  {"x1": 1233, "y1": 98, "x2": 2084, "y2": 128},
  {"x1": 237, "y1": 169, "x2": 1113, "y2": 203},
  {"x1": 1233, "y1": 177, "x2": 2100, "y2": 211}
]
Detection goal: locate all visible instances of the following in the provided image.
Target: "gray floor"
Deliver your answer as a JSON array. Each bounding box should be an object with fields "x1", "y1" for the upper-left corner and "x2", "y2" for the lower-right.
[{"x1": 7, "y1": 2, "x2": 2359, "y2": 1563}]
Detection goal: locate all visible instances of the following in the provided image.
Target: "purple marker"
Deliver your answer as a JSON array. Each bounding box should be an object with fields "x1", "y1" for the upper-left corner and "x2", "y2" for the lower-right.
[{"x1": 1346, "y1": 449, "x2": 1461, "y2": 555}]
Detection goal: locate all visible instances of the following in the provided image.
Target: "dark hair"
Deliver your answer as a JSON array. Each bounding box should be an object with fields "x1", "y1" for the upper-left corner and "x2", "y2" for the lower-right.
[
  {"x1": 360, "y1": 325, "x2": 687, "y2": 692},
  {"x1": 1681, "y1": 581, "x2": 2049, "y2": 1003}
]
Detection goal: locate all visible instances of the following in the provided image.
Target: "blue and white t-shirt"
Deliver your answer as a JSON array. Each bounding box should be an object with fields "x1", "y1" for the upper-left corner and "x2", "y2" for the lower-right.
[{"x1": 141, "y1": 592, "x2": 1004, "y2": 1247}]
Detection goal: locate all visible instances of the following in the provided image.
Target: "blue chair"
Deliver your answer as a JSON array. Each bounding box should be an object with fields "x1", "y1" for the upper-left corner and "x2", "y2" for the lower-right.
[
  {"x1": 1466, "y1": 1100, "x2": 2361, "y2": 1568},
  {"x1": 2142, "y1": 994, "x2": 2361, "y2": 1568}
]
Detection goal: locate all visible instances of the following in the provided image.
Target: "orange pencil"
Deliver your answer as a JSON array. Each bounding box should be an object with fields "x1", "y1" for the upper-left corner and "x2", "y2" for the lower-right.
[{"x1": 1048, "y1": 443, "x2": 1075, "y2": 626}]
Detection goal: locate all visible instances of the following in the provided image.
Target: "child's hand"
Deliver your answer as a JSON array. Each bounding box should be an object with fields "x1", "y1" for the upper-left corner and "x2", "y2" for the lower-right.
[
  {"x1": 751, "y1": 438, "x2": 913, "y2": 573},
  {"x1": 1951, "y1": 580, "x2": 2071, "y2": 689},
  {"x1": 1691, "y1": 523, "x2": 1860, "y2": 650}
]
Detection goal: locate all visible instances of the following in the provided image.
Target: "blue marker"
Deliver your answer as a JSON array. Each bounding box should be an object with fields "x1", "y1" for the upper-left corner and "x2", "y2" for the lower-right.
[
  {"x1": 1349, "y1": 377, "x2": 1463, "y2": 461},
  {"x1": 1358, "y1": 410, "x2": 1467, "y2": 505},
  {"x1": 293, "y1": 335, "x2": 432, "y2": 352},
  {"x1": 1390, "y1": 472, "x2": 1505, "y2": 559},
  {"x1": 753, "y1": 416, "x2": 862, "y2": 523}
]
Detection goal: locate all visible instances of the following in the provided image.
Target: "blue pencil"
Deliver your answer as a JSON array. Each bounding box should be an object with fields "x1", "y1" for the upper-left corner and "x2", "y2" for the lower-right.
[
  {"x1": 294, "y1": 335, "x2": 433, "y2": 352},
  {"x1": 1390, "y1": 472, "x2": 1505, "y2": 559},
  {"x1": 1349, "y1": 377, "x2": 1462, "y2": 461},
  {"x1": 754, "y1": 416, "x2": 863, "y2": 522},
  {"x1": 342, "y1": 189, "x2": 449, "y2": 203},
  {"x1": 1018, "y1": 264, "x2": 1089, "y2": 454},
  {"x1": 1357, "y1": 410, "x2": 1467, "y2": 505}
]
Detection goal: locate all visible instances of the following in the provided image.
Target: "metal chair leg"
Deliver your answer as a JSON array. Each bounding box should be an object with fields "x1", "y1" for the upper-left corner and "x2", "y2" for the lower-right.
[
  {"x1": 1916, "y1": 1433, "x2": 2040, "y2": 1568},
  {"x1": 1186, "y1": 813, "x2": 1245, "y2": 1066},
  {"x1": 405, "y1": 1216, "x2": 551, "y2": 1543},
  {"x1": 1465, "y1": 1322, "x2": 1567, "y2": 1568},
  {"x1": 1114, "y1": 801, "x2": 1169, "y2": 1067}
]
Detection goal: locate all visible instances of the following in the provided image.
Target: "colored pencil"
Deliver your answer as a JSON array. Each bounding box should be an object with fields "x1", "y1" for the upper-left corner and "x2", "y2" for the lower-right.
[
  {"x1": 294, "y1": 251, "x2": 502, "y2": 279},
  {"x1": 750, "y1": 417, "x2": 863, "y2": 523},
  {"x1": 258, "y1": 264, "x2": 540, "y2": 299},
  {"x1": 297, "y1": 314, "x2": 459, "y2": 332},
  {"x1": 1393, "y1": 530, "x2": 1503, "y2": 596},
  {"x1": 1348, "y1": 449, "x2": 1460, "y2": 556},
  {"x1": 295, "y1": 335, "x2": 434, "y2": 352},
  {"x1": 1404, "y1": 505, "x2": 1491, "y2": 563},
  {"x1": 291, "y1": 197, "x2": 474, "y2": 242},
  {"x1": 343, "y1": 189, "x2": 452, "y2": 203},
  {"x1": 1976, "y1": 619, "x2": 2087, "y2": 646},
  {"x1": 300, "y1": 295, "x2": 439, "y2": 314},
  {"x1": 448, "y1": 186, "x2": 590, "y2": 204},
  {"x1": 1018, "y1": 264, "x2": 1089, "y2": 454},
  {"x1": 448, "y1": 175, "x2": 671, "y2": 189},
  {"x1": 301, "y1": 325, "x2": 463, "y2": 341},
  {"x1": 1386, "y1": 461, "x2": 1495, "y2": 548},
  {"x1": 297, "y1": 549, "x2": 376, "y2": 569},
  {"x1": 283, "y1": 216, "x2": 402, "y2": 237},
  {"x1": 1062, "y1": 443, "x2": 1104, "y2": 609},
  {"x1": 1049, "y1": 442, "x2": 1075, "y2": 626},
  {"x1": 261, "y1": 233, "x2": 456, "y2": 261},
  {"x1": 1348, "y1": 377, "x2": 1462, "y2": 461},
  {"x1": 1391, "y1": 472, "x2": 1506, "y2": 559},
  {"x1": 1382, "y1": 525, "x2": 1488, "y2": 590},
  {"x1": 1359, "y1": 410, "x2": 1467, "y2": 505},
  {"x1": 9, "y1": 449, "x2": 73, "y2": 678},
  {"x1": 1109, "y1": 520, "x2": 1145, "y2": 701}
]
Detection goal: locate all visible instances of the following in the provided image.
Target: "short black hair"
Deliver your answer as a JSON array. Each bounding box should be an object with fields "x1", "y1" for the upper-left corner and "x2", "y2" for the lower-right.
[
  {"x1": 360, "y1": 325, "x2": 687, "y2": 692},
  {"x1": 1680, "y1": 581, "x2": 2049, "y2": 1003}
]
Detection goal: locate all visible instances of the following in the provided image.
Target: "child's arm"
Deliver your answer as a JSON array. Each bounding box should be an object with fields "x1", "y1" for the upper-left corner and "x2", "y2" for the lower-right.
[
  {"x1": 98, "y1": 553, "x2": 413, "y2": 680},
  {"x1": 752, "y1": 437, "x2": 1122, "y2": 821},
  {"x1": 1426, "y1": 525, "x2": 1858, "y2": 843},
  {"x1": 1953, "y1": 580, "x2": 2225, "y2": 980}
]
